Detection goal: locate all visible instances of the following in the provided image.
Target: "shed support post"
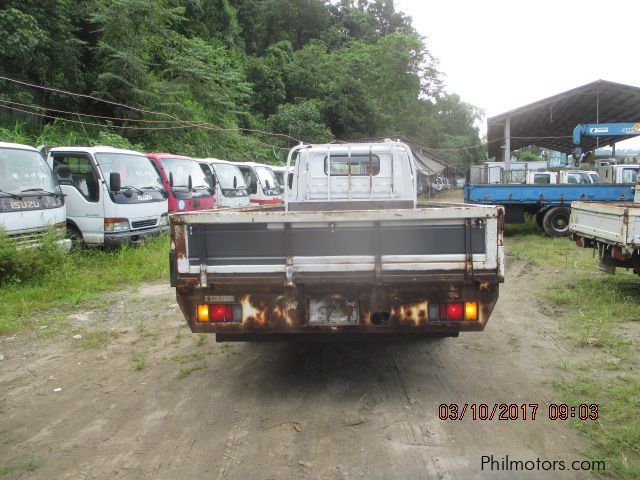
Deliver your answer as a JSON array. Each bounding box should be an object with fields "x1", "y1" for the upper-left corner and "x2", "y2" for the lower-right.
[{"x1": 504, "y1": 117, "x2": 511, "y2": 170}]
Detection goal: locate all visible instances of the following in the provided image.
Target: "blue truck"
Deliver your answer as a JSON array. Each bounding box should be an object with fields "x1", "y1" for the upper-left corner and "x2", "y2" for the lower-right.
[{"x1": 464, "y1": 183, "x2": 634, "y2": 237}]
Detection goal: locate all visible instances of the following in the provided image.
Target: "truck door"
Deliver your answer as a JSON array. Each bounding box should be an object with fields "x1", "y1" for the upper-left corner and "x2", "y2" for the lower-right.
[{"x1": 51, "y1": 152, "x2": 103, "y2": 241}]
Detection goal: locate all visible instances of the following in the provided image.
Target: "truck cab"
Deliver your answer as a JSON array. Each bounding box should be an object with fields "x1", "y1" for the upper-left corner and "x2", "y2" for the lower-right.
[
  {"x1": 236, "y1": 162, "x2": 283, "y2": 205},
  {"x1": 0, "y1": 142, "x2": 70, "y2": 249},
  {"x1": 525, "y1": 171, "x2": 558, "y2": 184},
  {"x1": 597, "y1": 164, "x2": 639, "y2": 184},
  {"x1": 197, "y1": 159, "x2": 250, "y2": 208},
  {"x1": 269, "y1": 166, "x2": 287, "y2": 191},
  {"x1": 48, "y1": 146, "x2": 168, "y2": 247},
  {"x1": 146, "y1": 153, "x2": 214, "y2": 212},
  {"x1": 559, "y1": 170, "x2": 595, "y2": 184}
]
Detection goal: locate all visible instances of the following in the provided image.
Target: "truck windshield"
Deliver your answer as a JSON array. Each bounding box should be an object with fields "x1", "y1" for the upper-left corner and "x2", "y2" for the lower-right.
[
  {"x1": 255, "y1": 166, "x2": 279, "y2": 192},
  {"x1": 212, "y1": 163, "x2": 246, "y2": 190},
  {"x1": 160, "y1": 157, "x2": 208, "y2": 189},
  {"x1": 96, "y1": 153, "x2": 162, "y2": 190},
  {"x1": 0, "y1": 147, "x2": 59, "y2": 195}
]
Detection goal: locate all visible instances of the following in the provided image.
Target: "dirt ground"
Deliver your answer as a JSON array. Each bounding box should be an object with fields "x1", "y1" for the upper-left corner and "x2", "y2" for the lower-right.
[{"x1": 1, "y1": 191, "x2": 596, "y2": 480}]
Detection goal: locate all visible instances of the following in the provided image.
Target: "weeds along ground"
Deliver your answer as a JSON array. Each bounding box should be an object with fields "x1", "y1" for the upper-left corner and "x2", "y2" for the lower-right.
[
  {"x1": 0, "y1": 234, "x2": 169, "y2": 335},
  {"x1": 506, "y1": 218, "x2": 640, "y2": 478}
]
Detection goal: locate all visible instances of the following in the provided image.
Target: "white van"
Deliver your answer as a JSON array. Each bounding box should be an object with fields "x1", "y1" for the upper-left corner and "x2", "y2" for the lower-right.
[
  {"x1": 0, "y1": 142, "x2": 70, "y2": 249},
  {"x1": 47, "y1": 146, "x2": 168, "y2": 247},
  {"x1": 235, "y1": 162, "x2": 283, "y2": 205},
  {"x1": 197, "y1": 159, "x2": 250, "y2": 208}
]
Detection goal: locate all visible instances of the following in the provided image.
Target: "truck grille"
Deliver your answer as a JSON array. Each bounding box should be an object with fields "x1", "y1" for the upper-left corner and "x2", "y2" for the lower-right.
[
  {"x1": 131, "y1": 219, "x2": 157, "y2": 230},
  {"x1": 9, "y1": 229, "x2": 48, "y2": 248}
]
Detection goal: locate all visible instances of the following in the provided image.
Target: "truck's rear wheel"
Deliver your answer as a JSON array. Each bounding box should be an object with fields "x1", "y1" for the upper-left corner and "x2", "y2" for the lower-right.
[{"x1": 542, "y1": 207, "x2": 571, "y2": 237}]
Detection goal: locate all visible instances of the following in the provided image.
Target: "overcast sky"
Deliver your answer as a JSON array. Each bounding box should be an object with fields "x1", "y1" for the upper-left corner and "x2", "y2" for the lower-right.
[{"x1": 395, "y1": 0, "x2": 640, "y2": 147}]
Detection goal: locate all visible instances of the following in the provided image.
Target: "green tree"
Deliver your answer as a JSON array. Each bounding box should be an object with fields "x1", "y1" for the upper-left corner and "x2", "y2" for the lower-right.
[{"x1": 268, "y1": 100, "x2": 333, "y2": 143}]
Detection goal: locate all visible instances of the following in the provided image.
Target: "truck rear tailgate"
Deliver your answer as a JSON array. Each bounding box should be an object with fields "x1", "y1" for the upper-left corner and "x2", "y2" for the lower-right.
[
  {"x1": 570, "y1": 201, "x2": 640, "y2": 248},
  {"x1": 170, "y1": 204, "x2": 504, "y2": 336},
  {"x1": 174, "y1": 205, "x2": 502, "y2": 281}
]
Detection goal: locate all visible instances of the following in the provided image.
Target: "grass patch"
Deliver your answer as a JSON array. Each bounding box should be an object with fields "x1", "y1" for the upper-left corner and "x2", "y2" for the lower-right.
[
  {"x1": 0, "y1": 456, "x2": 40, "y2": 477},
  {"x1": 175, "y1": 364, "x2": 205, "y2": 379},
  {"x1": 75, "y1": 330, "x2": 119, "y2": 349},
  {"x1": 507, "y1": 218, "x2": 640, "y2": 477},
  {"x1": 0, "y1": 427, "x2": 15, "y2": 445},
  {"x1": 172, "y1": 352, "x2": 206, "y2": 379},
  {"x1": 0, "y1": 235, "x2": 169, "y2": 335},
  {"x1": 129, "y1": 354, "x2": 147, "y2": 371}
]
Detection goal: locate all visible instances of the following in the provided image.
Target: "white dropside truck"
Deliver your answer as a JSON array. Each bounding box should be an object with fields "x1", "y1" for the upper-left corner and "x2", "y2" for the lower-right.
[
  {"x1": 0, "y1": 142, "x2": 70, "y2": 249},
  {"x1": 170, "y1": 141, "x2": 505, "y2": 341},
  {"x1": 570, "y1": 177, "x2": 640, "y2": 275},
  {"x1": 198, "y1": 159, "x2": 250, "y2": 208},
  {"x1": 47, "y1": 146, "x2": 168, "y2": 247}
]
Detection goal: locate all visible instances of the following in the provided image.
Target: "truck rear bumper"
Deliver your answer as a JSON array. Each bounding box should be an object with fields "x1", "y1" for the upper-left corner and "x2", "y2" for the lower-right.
[{"x1": 176, "y1": 276, "x2": 499, "y2": 337}]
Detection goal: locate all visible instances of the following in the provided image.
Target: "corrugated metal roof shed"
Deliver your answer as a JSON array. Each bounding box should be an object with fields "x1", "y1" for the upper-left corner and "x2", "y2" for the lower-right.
[
  {"x1": 411, "y1": 147, "x2": 447, "y2": 175},
  {"x1": 487, "y1": 80, "x2": 640, "y2": 160}
]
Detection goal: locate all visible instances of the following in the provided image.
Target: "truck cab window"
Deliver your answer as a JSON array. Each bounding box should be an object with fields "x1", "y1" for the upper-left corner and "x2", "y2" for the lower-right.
[
  {"x1": 324, "y1": 155, "x2": 380, "y2": 176},
  {"x1": 622, "y1": 169, "x2": 638, "y2": 184},
  {"x1": 52, "y1": 154, "x2": 99, "y2": 202},
  {"x1": 199, "y1": 163, "x2": 215, "y2": 190},
  {"x1": 238, "y1": 166, "x2": 257, "y2": 194}
]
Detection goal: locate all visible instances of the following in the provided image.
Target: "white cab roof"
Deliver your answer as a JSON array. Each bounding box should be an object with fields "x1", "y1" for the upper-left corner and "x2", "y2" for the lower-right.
[
  {"x1": 201, "y1": 158, "x2": 236, "y2": 165},
  {"x1": 48, "y1": 145, "x2": 146, "y2": 156},
  {"x1": 0, "y1": 142, "x2": 38, "y2": 152}
]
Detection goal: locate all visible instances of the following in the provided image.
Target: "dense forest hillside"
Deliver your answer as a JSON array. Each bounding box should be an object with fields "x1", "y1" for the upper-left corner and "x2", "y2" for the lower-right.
[{"x1": 0, "y1": 0, "x2": 484, "y2": 167}]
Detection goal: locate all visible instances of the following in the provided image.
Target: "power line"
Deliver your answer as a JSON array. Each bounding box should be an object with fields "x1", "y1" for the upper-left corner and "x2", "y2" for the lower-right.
[
  {"x1": 0, "y1": 75, "x2": 302, "y2": 143},
  {"x1": 0, "y1": 103, "x2": 291, "y2": 151}
]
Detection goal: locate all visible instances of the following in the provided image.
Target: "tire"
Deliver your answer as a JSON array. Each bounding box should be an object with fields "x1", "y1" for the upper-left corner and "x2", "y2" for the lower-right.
[
  {"x1": 66, "y1": 224, "x2": 84, "y2": 250},
  {"x1": 542, "y1": 207, "x2": 571, "y2": 237}
]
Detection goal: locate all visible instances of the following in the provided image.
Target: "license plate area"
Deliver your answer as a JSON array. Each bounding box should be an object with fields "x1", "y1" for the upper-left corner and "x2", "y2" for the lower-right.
[{"x1": 308, "y1": 297, "x2": 359, "y2": 325}]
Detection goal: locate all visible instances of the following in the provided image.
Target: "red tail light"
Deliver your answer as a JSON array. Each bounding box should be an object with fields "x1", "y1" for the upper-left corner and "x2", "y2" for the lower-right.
[
  {"x1": 196, "y1": 304, "x2": 242, "y2": 323},
  {"x1": 430, "y1": 302, "x2": 478, "y2": 321},
  {"x1": 211, "y1": 304, "x2": 232, "y2": 322},
  {"x1": 446, "y1": 303, "x2": 464, "y2": 321}
]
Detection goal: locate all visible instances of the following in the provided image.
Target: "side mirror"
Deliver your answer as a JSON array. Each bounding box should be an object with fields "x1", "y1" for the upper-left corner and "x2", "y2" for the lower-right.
[
  {"x1": 265, "y1": 180, "x2": 271, "y2": 191},
  {"x1": 169, "y1": 172, "x2": 174, "y2": 187},
  {"x1": 233, "y1": 176, "x2": 237, "y2": 189},
  {"x1": 288, "y1": 172, "x2": 293, "y2": 189},
  {"x1": 211, "y1": 174, "x2": 217, "y2": 190},
  {"x1": 188, "y1": 174, "x2": 193, "y2": 191},
  {"x1": 110, "y1": 172, "x2": 121, "y2": 192}
]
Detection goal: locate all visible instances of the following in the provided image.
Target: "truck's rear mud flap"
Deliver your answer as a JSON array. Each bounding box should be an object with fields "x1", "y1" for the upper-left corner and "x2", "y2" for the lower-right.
[{"x1": 215, "y1": 332, "x2": 459, "y2": 342}]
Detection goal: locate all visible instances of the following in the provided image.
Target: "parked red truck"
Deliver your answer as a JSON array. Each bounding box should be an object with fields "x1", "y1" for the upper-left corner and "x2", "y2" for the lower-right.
[{"x1": 146, "y1": 153, "x2": 215, "y2": 212}]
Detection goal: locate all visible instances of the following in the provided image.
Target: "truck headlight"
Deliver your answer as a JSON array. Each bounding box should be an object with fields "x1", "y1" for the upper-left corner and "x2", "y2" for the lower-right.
[
  {"x1": 104, "y1": 218, "x2": 130, "y2": 232},
  {"x1": 159, "y1": 213, "x2": 169, "y2": 227}
]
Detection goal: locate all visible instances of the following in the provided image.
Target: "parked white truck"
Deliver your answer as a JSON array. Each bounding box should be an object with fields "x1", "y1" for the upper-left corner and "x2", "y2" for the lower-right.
[
  {"x1": 170, "y1": 141, "x2": 505, "y2": 341},
  {"x1": 47, "y1": 146, "x2": 168, "y2": 247},
  {"x1": 597, "y1": 164, "x2": 639, "y2": 184},
  {"x1": 570, "y1": 177, "x2": 640, "y2": 275},
  {"x1": 0, "y1": 142, "x2": 70, "y2": 249}
]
